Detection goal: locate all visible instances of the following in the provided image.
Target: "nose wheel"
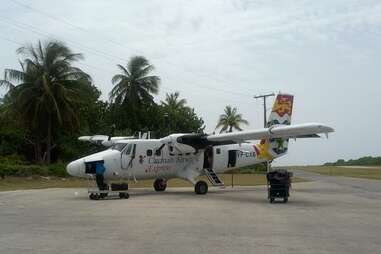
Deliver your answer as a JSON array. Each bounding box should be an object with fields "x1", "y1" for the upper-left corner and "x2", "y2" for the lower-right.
[{"x1": 195, "y1": 180, "x2": 208, "y2": 195}]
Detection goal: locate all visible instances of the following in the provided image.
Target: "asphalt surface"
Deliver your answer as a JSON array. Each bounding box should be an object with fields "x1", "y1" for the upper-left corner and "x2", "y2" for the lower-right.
[{"x1": 0, "y1": 171, "x2": 380, "y2": 254}]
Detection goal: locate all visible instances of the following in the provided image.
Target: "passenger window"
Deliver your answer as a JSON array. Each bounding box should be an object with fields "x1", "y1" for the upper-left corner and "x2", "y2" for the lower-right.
[
  {"x1": 147, "y1": 149, "x2": 152, "y2": 156},
  {"x1": 125, "y1": 144, "x2": 133, "y2": 155},
  {"x1": 216, "y1": 148, "x2": 221, "y2": 154}
]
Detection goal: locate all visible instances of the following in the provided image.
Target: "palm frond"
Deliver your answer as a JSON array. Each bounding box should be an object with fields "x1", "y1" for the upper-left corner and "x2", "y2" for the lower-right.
[{"x1": 0, "y1": 79, "x2": 15, "y2": 90}]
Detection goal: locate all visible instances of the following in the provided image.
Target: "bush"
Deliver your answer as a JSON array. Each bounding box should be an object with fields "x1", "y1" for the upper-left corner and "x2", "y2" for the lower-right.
[
  {"x1": 0, "y1": 154, "x2": 28, "y2": 165},
  {"x1": 324, "y1": 156, "x2": 381, "y2": 166},
  {"x1": 226, "y1": 163, "x2": 267, "y2": 174},
  {"x1": 0, "y1": 162, "x2": 67, "y2": 177}
]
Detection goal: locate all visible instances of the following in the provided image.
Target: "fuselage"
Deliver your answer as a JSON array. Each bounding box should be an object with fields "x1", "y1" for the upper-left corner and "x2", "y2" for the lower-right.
[{"x1": 66, "y1": 137, "x2": 282, "y2": 182}]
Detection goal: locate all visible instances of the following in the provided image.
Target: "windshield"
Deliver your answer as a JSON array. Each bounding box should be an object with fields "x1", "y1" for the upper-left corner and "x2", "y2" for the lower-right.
[{"x1": 110, "y1": 143, "x2": 127, "y2": 151}]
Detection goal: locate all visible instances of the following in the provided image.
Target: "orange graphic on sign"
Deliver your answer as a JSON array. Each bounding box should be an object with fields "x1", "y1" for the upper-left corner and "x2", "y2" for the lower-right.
[{"x1": 272, "y1": 95, "x2": 293, "y2": 117}]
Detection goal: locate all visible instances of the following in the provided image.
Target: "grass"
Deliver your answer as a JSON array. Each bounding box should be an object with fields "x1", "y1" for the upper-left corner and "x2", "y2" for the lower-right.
[
  {"x1": 0, "y1": 174, "x2": 304, "y2": 191},
  {"x1": 292, "y1": 166, "x2": 381, "y2": 180}
]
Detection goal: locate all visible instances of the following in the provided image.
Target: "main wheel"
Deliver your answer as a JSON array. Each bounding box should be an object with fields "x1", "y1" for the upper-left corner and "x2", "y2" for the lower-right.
[
  {"x1": 195, "y1": 180, "x2": 208, "y2": 195},
  {"x1": 153, "y1": 178, "x2": 167, "y2": 192},
  {"x1": 119, "y1": 192, "x2": 129, "y2": 199},
  {"x1": 283, "y1": 197, "x2": 288, "y2": 203}
]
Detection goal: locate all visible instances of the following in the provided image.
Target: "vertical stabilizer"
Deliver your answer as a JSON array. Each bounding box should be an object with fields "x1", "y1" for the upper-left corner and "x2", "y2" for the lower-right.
[
  {"x1": 267, "y1": 94, "x2": 294, "y2": 127},
  {"x1": 255, "y1": 94, "x2": 294, "y2": 160}
]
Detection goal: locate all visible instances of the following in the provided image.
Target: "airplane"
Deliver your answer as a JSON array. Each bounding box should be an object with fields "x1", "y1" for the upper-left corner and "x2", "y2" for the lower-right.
[{"x1": 66, "y1": 93, "x2": 334, "y2": 197}]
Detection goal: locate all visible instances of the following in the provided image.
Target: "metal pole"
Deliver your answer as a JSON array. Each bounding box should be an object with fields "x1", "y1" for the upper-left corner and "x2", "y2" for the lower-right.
[
  {"x1": 263, "y1": 96, "x2": 267, "y2": 128},
  {"x1": 254, "y1": 93, "x2": 275, "y2": 173},
  {"x1": 254, "y1": 93, "x2": 275, "y2": 128}
]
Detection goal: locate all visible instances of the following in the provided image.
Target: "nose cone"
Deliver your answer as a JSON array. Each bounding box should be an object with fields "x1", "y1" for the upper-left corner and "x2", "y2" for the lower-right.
[{"x1": 66, "y1": 159, "x2": 84, "y2": 177}]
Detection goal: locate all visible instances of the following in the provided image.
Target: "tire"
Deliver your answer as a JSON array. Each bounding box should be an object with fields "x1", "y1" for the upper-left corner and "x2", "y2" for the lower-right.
[
  {"x1": 89, "y1": 193, "x2": 95, "y2": 200},
  {"x1": 153, "y1": 178, "x2": 167, "y2": 192},
  {"x1": 119, "y1": 192, "x2": 125, "y2": 199},
  {"x1": 270, "y1": 198, "x2": 274, "y2": 203},
  {"x1": 195, "y1": 180, "x2": 208, "y2": 195},
  {"x1": 93, "y1": 194, "x2": 100, "y2": 200},
  {"x1": 124, "y1": 193, "x2": 130, "y2": 199},
  {"x1": 284, "y1": 197, "x2": 288, "y2": 203}
]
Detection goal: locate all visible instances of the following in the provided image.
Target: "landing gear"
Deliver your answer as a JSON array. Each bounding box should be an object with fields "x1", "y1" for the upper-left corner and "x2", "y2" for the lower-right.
[
  {"x1": 89, "y1": 193, "x2": 100, "y2": 200},
  {"x1": 153, "y1": 178, "x2": 167, "y2": 192},
  {"x1": 195, "y1": 180, "x2": 208, "y2": 195},
  {"x1": 119, "y1": 192, "x2": 130, "y2": 199}
]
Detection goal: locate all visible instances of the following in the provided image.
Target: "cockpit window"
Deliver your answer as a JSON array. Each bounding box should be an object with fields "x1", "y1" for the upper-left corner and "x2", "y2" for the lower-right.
[
  {"x1": 125, "y1": 144, "x2": 133, "y2": 155},
  {"x1": 111, "y1": 143, "x2": 127, "y2": 151}
]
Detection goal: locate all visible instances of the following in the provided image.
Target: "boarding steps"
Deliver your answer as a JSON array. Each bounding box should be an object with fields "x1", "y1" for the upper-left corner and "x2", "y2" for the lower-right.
[{"x1": 204, "y1": 168, "x2": 224, "y2": 187}]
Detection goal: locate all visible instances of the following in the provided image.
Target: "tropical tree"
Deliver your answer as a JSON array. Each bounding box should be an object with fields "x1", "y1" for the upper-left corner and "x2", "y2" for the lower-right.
[
  {"x1": 216, "y1": 105, "x2": 248, "y2": 133},
  {"x1": 110, "y1": 56, "x2": 160, "y2": 130},
  {"x1": 161, "y1": 92, "x2": 187, "y2": 133},
  {"x1": 161, "y1": 92, "x2": 187, "y2": 112},
  {"x1": 0, "y1": 40, "x2": 91, "y2": 164},
  {"x1": 159, "y1": 92, "x2": 204, "y2": 135}
]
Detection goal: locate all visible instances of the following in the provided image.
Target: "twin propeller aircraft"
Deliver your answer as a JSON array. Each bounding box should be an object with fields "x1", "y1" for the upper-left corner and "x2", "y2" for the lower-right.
[{"x1": 66, "y1": 94, "x2": 334, "y2": 196}]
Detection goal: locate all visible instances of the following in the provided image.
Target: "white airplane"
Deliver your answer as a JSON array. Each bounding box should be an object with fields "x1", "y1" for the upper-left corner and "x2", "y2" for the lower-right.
[{"x1": 66, "y1": 94, "x2": 334, "y2": 196}]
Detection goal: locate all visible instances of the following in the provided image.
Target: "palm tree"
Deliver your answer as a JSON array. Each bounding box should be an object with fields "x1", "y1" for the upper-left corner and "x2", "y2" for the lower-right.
[
  {"x1": 216, "y1": 105, "x2": 249, "y2": 133},
  {"x1": 110, "y1": 56, "x2": 160, "y2": 106},
  {"x1": 161, "y1": 92, "x2": 187, "y2": 112},
  {"x1": 0, "y1": 40, "x2": 91, "y2": 164},
  {"x1": 160, "y1": 92, "x2": 188, "y2": 134}
]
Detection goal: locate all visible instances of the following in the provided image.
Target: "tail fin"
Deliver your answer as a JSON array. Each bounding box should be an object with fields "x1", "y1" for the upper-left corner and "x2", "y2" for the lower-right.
[
  {"x1": 267, "y1": 94, "x2": 294, "y2": 127},
  {"x1": 255, "y1": 94, "x2": 294, "y2": 160}
]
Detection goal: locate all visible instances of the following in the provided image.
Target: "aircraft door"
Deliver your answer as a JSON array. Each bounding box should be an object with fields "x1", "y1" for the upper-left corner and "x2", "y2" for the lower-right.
[
  {"x1": 203, "y1": 146, "x2": 213, "y2": 169},
  {"x1": 228, "y1": 150, "x2": 237, "y2": 168},
  {"x1": 121, "y1": 143, "x2": 136, "y2": 170}
]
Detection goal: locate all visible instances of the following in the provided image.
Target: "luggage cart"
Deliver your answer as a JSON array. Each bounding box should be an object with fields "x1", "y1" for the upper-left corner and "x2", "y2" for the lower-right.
[
  {"x1": 87, "y1": 188, "x2": 129, "y2": 200},
  {"x1": 266, "y1": 170, "x2": 292, "y2": 203},
  {"x1": 87, "y1": 175, "x2": 129, "y2": 200}
]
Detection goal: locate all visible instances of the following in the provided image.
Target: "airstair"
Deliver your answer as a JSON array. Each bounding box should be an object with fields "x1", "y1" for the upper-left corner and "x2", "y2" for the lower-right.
[{"x1": 204, "y1": 168, "x2": 224, "y2": 187}]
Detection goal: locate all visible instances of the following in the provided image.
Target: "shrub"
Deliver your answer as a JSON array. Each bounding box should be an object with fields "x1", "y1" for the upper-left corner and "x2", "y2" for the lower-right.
[
  {"x1": 226, "y1": 163, "x2": 267, "y2": 174},
  {"x1": 0, "y1": 163, "x2": 67, "y2": 177}
]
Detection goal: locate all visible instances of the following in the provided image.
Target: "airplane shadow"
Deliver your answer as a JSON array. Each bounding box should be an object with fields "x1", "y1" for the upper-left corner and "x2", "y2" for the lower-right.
[{"x1": 67, "y1": 187, "x2": 326, "y2": 207}]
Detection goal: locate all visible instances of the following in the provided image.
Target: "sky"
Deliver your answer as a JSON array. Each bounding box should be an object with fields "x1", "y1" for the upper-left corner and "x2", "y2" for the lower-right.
[{"x1": 0, "y1": 0, "x2": 380, "y2": 165}]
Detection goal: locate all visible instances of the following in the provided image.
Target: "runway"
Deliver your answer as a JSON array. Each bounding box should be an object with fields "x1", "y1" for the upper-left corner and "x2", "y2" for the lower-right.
[{"x1": 0, "y1": 171, "x2": 380, "y2": 254}]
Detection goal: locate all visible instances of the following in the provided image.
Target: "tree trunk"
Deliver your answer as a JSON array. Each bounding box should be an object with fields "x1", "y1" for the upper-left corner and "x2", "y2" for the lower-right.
[
  {"x1": 46, "y1": 116, "x2": 52, "y2": 164},
  {"x1": 229, "y1": 125, "x2": 233, "y2": 133},
  {"x1": 35, "y1": 142, "x2": 43, "y2": 164}
]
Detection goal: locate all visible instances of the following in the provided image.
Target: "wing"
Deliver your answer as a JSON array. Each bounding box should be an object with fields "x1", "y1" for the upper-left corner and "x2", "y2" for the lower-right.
[
  {"x1": 207, "y1": 123, "x2": 334, "y2": 142},
  {"x1": 174, "y1": 123, "x2": 334, "y2": 150},
  {"x1": 78, "y1": 135, "x2": 135, "y2": 146}
]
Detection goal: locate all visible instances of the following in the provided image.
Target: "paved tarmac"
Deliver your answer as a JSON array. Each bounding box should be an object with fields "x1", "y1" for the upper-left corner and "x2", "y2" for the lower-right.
[{"x1": 0, "y1": 171, "x2": 381, "y2": 254}]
